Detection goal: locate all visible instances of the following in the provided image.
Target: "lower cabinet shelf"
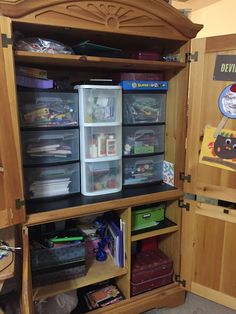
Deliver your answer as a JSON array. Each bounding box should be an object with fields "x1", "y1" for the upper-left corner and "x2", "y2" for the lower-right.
[
  {"x1": 75, "y1": 283, "x2": 184, "y2": 314},
  {"x1": 32, "y1": 255, "x2": 128, "y2": 301}
]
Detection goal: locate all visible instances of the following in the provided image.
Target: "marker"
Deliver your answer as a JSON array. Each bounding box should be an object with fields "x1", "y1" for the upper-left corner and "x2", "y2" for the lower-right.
[{"x1": 50, "y1": 236, "x2": 83, "y2": 243}]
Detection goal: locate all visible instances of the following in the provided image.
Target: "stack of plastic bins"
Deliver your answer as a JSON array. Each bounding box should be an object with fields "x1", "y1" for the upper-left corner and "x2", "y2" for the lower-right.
[
  {"x1": 121, "y1": 80, "x2": 168, "y2": 187},
  {"x1": 78, "y1": 85, "x2": 122, "y2": 196},
  {"x1": 18, "y1": 90, "x2": 80, "y2": 200}
]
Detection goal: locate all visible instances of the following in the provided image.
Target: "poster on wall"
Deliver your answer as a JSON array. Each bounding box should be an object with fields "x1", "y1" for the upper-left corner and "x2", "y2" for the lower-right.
[{"x1": 199, "y1": 84, "x2": 236, "y2": 172}]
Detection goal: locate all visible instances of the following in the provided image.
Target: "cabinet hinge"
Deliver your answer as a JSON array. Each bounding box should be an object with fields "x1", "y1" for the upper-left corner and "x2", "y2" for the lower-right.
[
  {"x1": 185, "y1": 51, "x2": 198, "y2": 63},
  {"x1": 179, "y1": 172, "x2": 191, "y2": 183},
  {"x1": 175, "y1": 274, "x2": 186, "y2": 287},
  {"x1": 15, "y1": 199, "x2": 25, "y2": 209},
  {"x1": 178, "y1": 199, "x2": 190, "y2": 211},
  {"x1": 1, "y1": 33, "x2": 13, "y2": 48}
]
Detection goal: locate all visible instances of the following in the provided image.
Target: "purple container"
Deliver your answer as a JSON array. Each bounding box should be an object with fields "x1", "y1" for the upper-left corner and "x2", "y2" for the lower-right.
[{"x1": 16, "y1": 75, "x2": 54, "y2": 89}]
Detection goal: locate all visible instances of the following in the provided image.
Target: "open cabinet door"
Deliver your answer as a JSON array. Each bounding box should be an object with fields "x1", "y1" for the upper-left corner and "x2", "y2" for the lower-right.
[
  {"x1": 185, "y1": 34, "x2": 236, "y2": 202},
  {"x1": 181, "y1": 34, "x2": 236, "y2": 310},
  {"x1": 0, "y1": 17, "x2": 25, "y2": 228},
  {"x1": 181, "y1": 200, "x2": 236, "y2": 310}
]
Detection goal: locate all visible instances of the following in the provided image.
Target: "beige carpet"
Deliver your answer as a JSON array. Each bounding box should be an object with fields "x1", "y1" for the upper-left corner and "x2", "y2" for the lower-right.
[{"x1": 143, "y1": 292, "x2": 236, "y2": 314}]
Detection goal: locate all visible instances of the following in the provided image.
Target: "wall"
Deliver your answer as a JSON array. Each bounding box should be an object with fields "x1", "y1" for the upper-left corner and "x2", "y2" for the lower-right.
[{"x1": 172, "y1": 0, "x2": 236, "y2": 38}]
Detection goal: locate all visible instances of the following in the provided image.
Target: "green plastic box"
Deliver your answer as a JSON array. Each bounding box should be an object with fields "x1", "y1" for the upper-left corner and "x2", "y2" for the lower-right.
[{"x1": 131, "y1": 203, "x2": 165, "y2": 231}]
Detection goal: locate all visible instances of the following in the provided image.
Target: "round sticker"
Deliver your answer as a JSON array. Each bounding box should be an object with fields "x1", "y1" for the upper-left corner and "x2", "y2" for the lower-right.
[{"x1": 218, "y1": 84, "x2": 236, "y2": 119}]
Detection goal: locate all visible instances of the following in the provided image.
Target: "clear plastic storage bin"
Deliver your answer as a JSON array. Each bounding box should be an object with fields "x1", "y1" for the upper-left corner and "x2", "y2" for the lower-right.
[
  {"x1": 83, "y1": 126, "x2": 121, "y2": 159},
  {"x1": 21, "y1": 129, "x2": 80, "y2": 165},
  {"x1": 123, "y1": 93, "x2": 166, "y2": 124},
  {"x1": 123, "y1": 125, "x2": 164, "y2": 155},
  {"x1": 82, "y1": 160, "x2": 122, "y2": 195},
  {"x1": 123, "y1": 155, "x2": 163, "y2": 186},
  {"x1": 24, "y1": 162, "x2": 80, "y2": 199},
  {"x1": 78, "y1": 85, "x2": 122, "y2": 124},
  {"x1": 18, "y1": 91, "x2": 78, "y2": 127}
]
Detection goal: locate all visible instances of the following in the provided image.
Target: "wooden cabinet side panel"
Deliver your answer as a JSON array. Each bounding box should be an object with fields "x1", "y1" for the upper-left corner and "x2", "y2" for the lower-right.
[
  {"x1": 0, "y1": 17, "x2": 25, "y2": 227},
  {"x1": 185, "y1": 35, "x2": 236, "y2": 202},
  {"x1": 165, "y1": 42, "x2": 190, "y2": 189},
  {"x1": 22, "y1": 226, "x2": 34, "y2": 314},
  {"x1": 158, "y1": 201, "x2": 182, "y2": 276}
]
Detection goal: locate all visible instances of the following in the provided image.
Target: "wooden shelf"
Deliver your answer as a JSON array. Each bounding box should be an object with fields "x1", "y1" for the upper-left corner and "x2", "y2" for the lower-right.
[
  {"x1": 25, "y1": 186, "x2": 183, "y2": 226},
  {"x1": 131, "y1": 224, "x2": 179, "y2": 242},
  {"x1": 33, "y1": 255, "x2": 127, "y2": 301},
  {"x1": 15, "y1": 51, "x2": 186, "y2": 72},
  {"x1": 85, "y1": 283, "x2": 182, "y2": 314}
]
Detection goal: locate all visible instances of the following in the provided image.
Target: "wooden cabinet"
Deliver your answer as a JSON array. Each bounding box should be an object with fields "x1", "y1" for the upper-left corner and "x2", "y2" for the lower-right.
[{"x1": 0, "y1": 0, "x2": 235, "y2": 313}]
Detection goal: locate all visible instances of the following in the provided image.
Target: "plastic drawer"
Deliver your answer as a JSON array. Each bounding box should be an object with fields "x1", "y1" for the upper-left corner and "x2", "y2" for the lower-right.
[
  {"x1": 123, "y1": 155, "x2": 163, "y2": 186},
  {"x1": 18, "y1": 91, "x2": 78, "y2": 127},
  {"x1": 83, "y1": 126, "x2": 121, "y2": 159},
  {"x1": 123, "y1": 93, "x2": 166, "y2": 124},
  {"x1": 123, "y1": 125, "x2": 164, "y2": 155},
  {"x1": 78, "y1": 85, "x2": 122, "y2": 124},
  {"x1": 21, "y1": 129, "x2": 80, "y2": 165},
  {"x1": 82, "y1": 160, "x2": 122, "y2": 195},
  {"x1": 23, "y1": 162, "x2": 80, "y2": 199}
]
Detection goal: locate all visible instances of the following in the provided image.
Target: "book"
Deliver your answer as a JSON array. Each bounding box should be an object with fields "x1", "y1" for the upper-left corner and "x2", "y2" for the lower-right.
[
  {"x1": 84, "y1": 284, "x2": 124, "y2": 310},
  {"x1": 106, "y1": 224, "x2": 119, "y2": 266},
  {"x1": 106, "y1": 221, "x2": 124, "y2": 267},
  {"x1": 120, "y1": 219, "x2": 126, "y2": 267}
]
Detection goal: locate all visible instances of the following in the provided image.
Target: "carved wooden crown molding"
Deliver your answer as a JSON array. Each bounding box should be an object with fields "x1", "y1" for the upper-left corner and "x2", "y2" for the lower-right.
[{"x1": 0, "y1": 0, "x2": 203, "y2": 40}]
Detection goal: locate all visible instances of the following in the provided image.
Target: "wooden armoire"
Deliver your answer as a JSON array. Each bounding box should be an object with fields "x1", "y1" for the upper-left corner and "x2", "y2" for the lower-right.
[{"x1": 0, "y1": 1, "x2": 235, "y2": 313}]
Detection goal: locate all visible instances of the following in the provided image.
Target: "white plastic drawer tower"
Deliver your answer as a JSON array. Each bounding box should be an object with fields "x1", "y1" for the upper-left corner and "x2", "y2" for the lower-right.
[{"x1": 78, "y1": 85, "x2": 122, "y2": 196}]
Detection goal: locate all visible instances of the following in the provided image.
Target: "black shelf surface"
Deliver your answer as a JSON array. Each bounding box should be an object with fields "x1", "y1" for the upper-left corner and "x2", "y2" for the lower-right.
[
  {"x1": 25, "y1": 183, "x2": 176, "y2": 214},
  {"x1": 131, "y1": 217, "x2": 177, "y2": 236}
]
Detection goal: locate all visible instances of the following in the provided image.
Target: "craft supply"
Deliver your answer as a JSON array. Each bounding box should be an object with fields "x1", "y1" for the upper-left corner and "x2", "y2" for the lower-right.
[
  {"x1": 106, "y1": 135, "x2": 116, "y2": 156},
  {"x1": 97, "y1": 133, "x2": 106, "y2": 157}
]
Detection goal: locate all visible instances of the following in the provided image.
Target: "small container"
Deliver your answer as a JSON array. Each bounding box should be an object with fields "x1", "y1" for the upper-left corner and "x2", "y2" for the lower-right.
[
  {"x1": 83, "y1": 126, "x2": 121, "y2": 159},
  {"x1": 123, "y1": 154, "x2": 163, "y2": 186},
  {"x1": 106, "y1": 135, "x2": 117, "y2": 156},
  {"x1": 97, "y1": 133, "x2": 106, "y2": 157},
  {"x1": 123, "y1": 125, "x2": 164, "y2": 156},
  {"x1": 18, "y1": 91, "x2": 79, "y2": 128},
  {"x1": 23, "y1": 162, "x2": 80, "y2": 199},
  {"x1": 82, "y1": 160, "x2": 122, "y2": 196},
  {"x1": 89, "y1": 139, "x2": 98, "y2": 158},
  {"x1": 21, "y1": 129, "x2": 80, "y2": 165},
  {"x1": 78, "y1": 85, "x2": 122, "y2": 124}
]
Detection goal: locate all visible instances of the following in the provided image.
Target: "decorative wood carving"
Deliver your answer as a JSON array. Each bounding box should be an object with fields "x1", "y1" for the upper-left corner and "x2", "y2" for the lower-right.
[{"x1": 0, "y1": 0, "x2": 202, "y2": 41}]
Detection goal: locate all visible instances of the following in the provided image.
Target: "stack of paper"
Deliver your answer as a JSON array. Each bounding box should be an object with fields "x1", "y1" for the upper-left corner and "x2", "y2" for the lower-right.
[{"x1": 29, "y1": 178, "x2": 71, "y2": 198}]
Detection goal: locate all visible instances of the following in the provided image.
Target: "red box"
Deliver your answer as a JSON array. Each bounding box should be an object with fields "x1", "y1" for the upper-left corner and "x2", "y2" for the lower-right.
[
  {"x1": 131, "y1": 271, "x2": 173, "y2": 295},
  {"x1": 131, "y1": 51, "x2": 161, "y2": 61},
  {"x1": 131, "y1": 248, "x2": 173, "y2": 295}
]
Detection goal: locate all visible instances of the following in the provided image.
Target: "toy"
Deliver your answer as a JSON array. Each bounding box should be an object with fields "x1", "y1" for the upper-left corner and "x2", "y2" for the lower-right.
[{"x1": 94, "y1": 236, "x2": 110, "y2": 261}]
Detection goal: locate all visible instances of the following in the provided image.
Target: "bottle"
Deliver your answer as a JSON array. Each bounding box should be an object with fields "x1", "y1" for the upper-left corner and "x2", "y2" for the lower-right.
[
  {"x1": 89, "y1": 137, "x2": 98, "y2": 158},
  {"x1": 97, "y1": 133, "x2": 106, "y2": 157},
  {"x1": 106, "y1": 135, "x2": 116, "y2": 156}
]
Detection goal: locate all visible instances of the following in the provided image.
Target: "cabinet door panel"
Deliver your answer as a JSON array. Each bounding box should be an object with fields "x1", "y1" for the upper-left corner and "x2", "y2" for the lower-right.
[
  {"x1": 181, "y1": 200, "x2": 236, "y2": 309},
  {"x1": 192, "y1": 215, "x2": 224, "y2": 290},
  {"x1": 0, "y1": 17, "x2": 25, "y2": 227},
  {"x1": 220, "y1": 222, "x2": 236, "y2": 297},
  {"x1": 185, "y1": 35, "x2": 236, "y2": 202}
]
